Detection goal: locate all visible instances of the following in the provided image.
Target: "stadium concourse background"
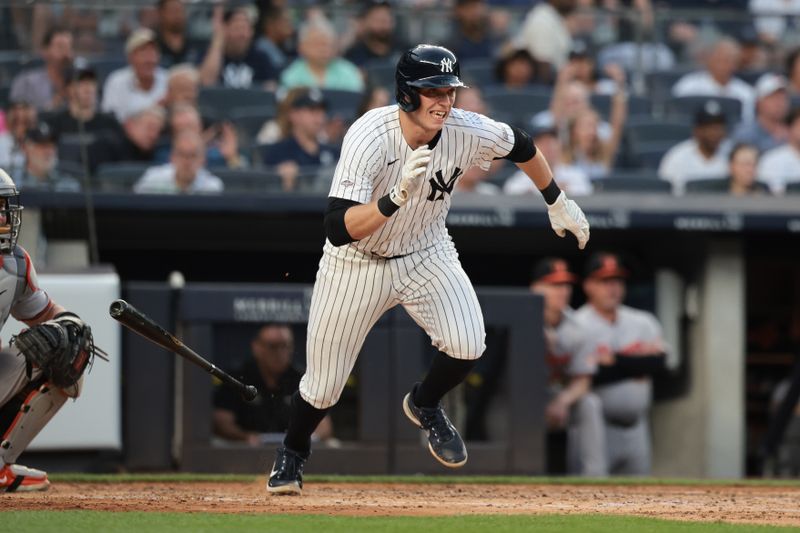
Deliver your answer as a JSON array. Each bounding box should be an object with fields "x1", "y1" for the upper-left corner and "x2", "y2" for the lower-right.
[{"x1": 2, "y1": 0, "x2": 800, "y2": 479}]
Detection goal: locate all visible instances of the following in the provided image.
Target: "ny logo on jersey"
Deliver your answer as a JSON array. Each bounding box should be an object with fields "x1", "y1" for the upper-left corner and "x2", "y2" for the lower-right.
[
  {"x1": 440, "y1": 58, "x2": 454, "y2": 73},
  {"x1": 427, "y1": 167, "x2": 462, "y2": 201}
]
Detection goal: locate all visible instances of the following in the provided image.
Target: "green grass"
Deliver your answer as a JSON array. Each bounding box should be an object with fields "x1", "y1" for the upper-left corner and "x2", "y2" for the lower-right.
[
  {"x1": 49, "y1": 472, "x2": 800, "y2": 488},
  {"x1": 3, "y1": 512, "x2": 800, "y2": 533}
]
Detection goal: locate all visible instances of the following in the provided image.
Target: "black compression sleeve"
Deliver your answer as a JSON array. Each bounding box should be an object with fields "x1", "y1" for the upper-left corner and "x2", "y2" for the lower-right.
[
  {"x1": 324, "y1": 197, "x2": 361, "y2": 246},
  {"x1": 504, "y1": 125, "x2": 537, "y2": 163}
]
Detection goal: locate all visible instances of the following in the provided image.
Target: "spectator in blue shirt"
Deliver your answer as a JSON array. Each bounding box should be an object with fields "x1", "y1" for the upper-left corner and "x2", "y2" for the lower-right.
[
  {"x1": 446, "y1": 0, "x2": 501, "y2": 62},
  {"x1": 344, "y1": 0, "x2": 404, "y2": 67},
  {"x1": 260, "y1": 87, "x2": 339, "y2": 191},
  {"x1": 200, "y1": 3, "x2": 278, "y2": 89}
]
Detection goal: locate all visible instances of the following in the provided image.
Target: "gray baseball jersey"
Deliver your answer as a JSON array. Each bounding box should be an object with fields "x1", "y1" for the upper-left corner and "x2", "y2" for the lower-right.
[
  {"x1": 0, "y1": 245, "x2": 54, "y2": 406},
  {"x1": 300, "y1": 105, "x2": 515, "y2": 409},
  {"x1": 545, "y1": 308, "x2": 596, "y2": 384},
  {"x1": 572, "y1": 303, "x2": 667, "y2": 474}
]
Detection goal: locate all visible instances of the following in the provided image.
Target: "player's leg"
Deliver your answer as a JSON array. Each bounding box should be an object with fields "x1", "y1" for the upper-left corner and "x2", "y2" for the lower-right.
[
  {"x1": 394, "y1": 242, "x2": 485, "y2": 467},
  {"x1": 268, "y1": 248, "x2": 396, "y2": 494},
  {"x1": 615, "y1": 417, "x2": 652, "y2": 476},
  {"x1": 566, "y1": 392, "x2": 608, "y2": 476},
  {"x1": 0, "y1": 348, "x2": 76, "y2": 493}
]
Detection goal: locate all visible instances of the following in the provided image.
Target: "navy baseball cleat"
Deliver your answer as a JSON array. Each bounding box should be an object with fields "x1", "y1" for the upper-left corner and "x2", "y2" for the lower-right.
[
  {"x1": 402, "y1": 383, "x2": 468, "y2": 468},
  {"x1": 267, "y1": 447, "x2": 308, "y2": 495}
]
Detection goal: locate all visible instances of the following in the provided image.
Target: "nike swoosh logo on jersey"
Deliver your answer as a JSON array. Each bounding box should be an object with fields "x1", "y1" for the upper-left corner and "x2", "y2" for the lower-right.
[
  {"x1": 387, "y1": 159, "x2": 399, "y2": 166},
  {"x1": 0, "y1": 289, "x2": 7, "y2": 296}
]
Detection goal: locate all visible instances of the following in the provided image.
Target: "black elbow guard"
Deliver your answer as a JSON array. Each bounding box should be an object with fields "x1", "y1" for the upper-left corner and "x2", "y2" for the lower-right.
[
  {"x1": 324, "y1": 197, "x2": 360, "y2": 246},
  {"x1": 504, "y1": 125, "x2": 537, "y2": 163}
]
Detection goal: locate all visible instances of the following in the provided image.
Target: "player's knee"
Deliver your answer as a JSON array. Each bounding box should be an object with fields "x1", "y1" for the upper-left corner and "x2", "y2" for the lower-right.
[
  {"x1": 298, "y1": 385, "x2": 341, "y2": 410},
  {"x1": 434, "y1": 333, "x2": 486, "y2": 361}
]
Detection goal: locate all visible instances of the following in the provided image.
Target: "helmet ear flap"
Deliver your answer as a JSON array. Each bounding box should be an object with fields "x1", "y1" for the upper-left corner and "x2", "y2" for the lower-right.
[{"x1": 396, "y1": 82, "x2": 420, "y2": 112}]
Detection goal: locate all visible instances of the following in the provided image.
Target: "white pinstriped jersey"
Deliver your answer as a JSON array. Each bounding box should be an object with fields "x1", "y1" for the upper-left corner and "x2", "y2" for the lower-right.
[{"x1": 328, "y1": 105, "x2": 515, "y2": 257}]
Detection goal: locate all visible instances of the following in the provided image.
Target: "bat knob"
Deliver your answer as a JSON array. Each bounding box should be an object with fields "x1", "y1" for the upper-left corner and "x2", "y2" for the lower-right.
[
  {"x1": 242, "y1": 385, "x2": 258, "y2": 402},
  {"x1": 109, "y1": 299, "x2": 128, "y2": 318}
]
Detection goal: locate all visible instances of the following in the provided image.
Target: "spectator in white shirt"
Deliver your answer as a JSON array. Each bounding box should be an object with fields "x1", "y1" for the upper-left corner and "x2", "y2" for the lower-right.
[
  {"x1": 514, "y1": 0, "x2": 577, "y2": 68},
  {"x1": 659, "y1": 100, "x2": 731, "y2": 195},
  {"x1": 102, "y1": 28, "x2": 168, "y2": 122},
  {"x1": 731, "y1": 73, "x2": 789, "y2": 153},
  {"x1": 505, "y1": 125, "x2": 592, "y2": 196},
  {"x1": 757, "y1": 107, "x2": 800, "y2": 194},
  {"x1": 134, "y1": 131, "x2": 223, "y2": 194},
  {"x1": 750, "y1": 0, "x2": 800, "y2": 45},
  {"x1": 671, "y1": 37, "x2": 756, "y2": 122}
]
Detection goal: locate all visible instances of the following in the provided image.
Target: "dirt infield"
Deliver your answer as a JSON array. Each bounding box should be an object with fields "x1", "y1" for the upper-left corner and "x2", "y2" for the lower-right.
[{"x1": 4, "y1": 481, "x2": 800, "y2": 527}]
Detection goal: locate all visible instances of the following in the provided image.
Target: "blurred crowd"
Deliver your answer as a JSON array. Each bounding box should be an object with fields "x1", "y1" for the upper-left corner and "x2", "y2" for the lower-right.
[{"x1": 1, "y1": 0, "x2": 800, "y2": 196}]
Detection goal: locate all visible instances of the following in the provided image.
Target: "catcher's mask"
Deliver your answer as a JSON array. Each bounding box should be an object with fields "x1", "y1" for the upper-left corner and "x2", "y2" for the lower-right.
[
  {"x1": 0, "y1": 168, "x2": 22, "y2": 253},
  {"x1": 395, "y1": 44, "x2": 468, "y2": 113}
]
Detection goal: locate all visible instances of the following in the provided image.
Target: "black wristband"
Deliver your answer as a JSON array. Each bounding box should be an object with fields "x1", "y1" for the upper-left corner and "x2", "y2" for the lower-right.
[
  {"x1": 377, "y1": 194, "x2": 401, "y2": 217},
  {"x1": 539, "y1": 178, "x2": 561, "y2": 205}
]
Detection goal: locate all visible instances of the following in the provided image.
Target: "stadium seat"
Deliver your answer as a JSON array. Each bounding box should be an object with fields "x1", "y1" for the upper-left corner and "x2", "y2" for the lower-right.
[
  {"x1": 89, "y1": 57, "x2": 127, "y2": 85},
  {"x1": 56, "y1": 161, "x2": 87, "y2": 181},
  {"x1": 628, "y1": 141, "x2": 673, "y2": 169},
  {"x1": 644, "y1": 69, "x2": 691, "y2": 103},
  {"x1": 57, "y1": 134, "x2": 98, "y2": 169},
  {"x1": 198, "y1": 87, "x2": 276, "y2": 121},
  {"x1": 683, "y1": 178, "x2": 729, "y2": 193},
  {"x1": 664, "y1": 96, "x2": 743, "y2": 126},
  {"x1": 784, "y1": 182, "x2": 800, "y2": 193},
  {"x1": 736, "y1": 69, "x2": 769, "y2": 86},
  {"x1": 486, "y1": 161, "x2": 519, "y2": 187},
  {"x1": 461, "y1": 58, "x2": 496, "y2": 86},
  {"x1": 609, "y1": 168, "x2": 661, "y2": 181},
  {"x1": 211, "y1": 168, "x2": 284, "y2": 193},
  {"x1": 0, "y1": 54, "x2": 41, "y2": 87},
  {"x1": 624, "y1": 118, "x2": 691, "y2": 145},
  {"x1": 482, "y1": 87, "x2": 552, "y2": 127},
  {"x1": 590, "y1": 93, "x2": 652, "y2": 119},
  {"x1": 321, "y1": 89, "x2": 364, "y2": 122},
  {"x1": 363, "y1": 59, "x2": 396, "y2": 88},
  {"x1": 228, "y1": 106, "x2": 274, "y2": 144},
  {"x1": 591, "y1": 176, "x2": 672, "y2": 193},
  {"x1": 95, "y1": 162, "x2": 151, "y2": 192}
]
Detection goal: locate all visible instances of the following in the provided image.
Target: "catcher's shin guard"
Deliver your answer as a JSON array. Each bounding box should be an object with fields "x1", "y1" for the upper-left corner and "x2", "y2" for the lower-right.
[{"x1": 0, "y1": 381, "x2": 67, "y2": 464}]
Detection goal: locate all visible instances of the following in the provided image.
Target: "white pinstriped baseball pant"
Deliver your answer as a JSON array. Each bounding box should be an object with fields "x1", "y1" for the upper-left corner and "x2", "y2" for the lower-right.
[{"x1": 299, "y1": 240, "x2": 486, "y2": 409}]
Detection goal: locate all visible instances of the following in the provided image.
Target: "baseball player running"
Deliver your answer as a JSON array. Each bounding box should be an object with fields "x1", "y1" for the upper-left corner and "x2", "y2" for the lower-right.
[
  {"x1": 268, "y1": 44, "x2": 590, "y2": 495},
  {"x1": 0, "y1": 169, "x2": 102, "y2": 492}
]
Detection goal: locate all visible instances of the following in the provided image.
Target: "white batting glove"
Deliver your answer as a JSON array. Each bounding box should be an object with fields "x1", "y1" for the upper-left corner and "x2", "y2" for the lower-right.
[
  {"x1": 547, "y1": 191, "x2": 590, "y2": 250},
  {"x1": 389, "y1": 145, "x2": 431, "y2": 206}
]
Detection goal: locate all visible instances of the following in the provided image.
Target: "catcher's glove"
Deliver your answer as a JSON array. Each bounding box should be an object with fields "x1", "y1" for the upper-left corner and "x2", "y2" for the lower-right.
[{"x1": 12, "y1": 312, "x2": 108, "y2": 389}]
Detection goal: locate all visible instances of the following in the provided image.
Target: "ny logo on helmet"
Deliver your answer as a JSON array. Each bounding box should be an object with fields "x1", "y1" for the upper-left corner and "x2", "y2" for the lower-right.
[{"x1": 440, "y1": 58, "x2": 454, "y2": 73}]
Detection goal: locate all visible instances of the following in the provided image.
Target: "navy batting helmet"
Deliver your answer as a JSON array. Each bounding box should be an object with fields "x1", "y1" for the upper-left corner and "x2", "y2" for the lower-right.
[{"x1": 395, "y1": 44, "x2": 468, "y2": 112}]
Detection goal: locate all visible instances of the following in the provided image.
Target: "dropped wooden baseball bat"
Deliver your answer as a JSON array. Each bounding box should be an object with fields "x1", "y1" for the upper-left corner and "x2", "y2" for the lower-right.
[{"x1": 109, "y1": 299, "x2": 258, "y2": 401}]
